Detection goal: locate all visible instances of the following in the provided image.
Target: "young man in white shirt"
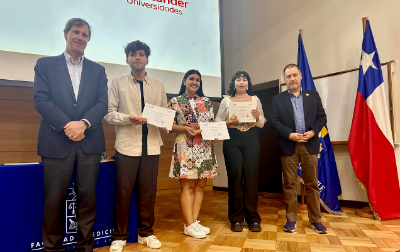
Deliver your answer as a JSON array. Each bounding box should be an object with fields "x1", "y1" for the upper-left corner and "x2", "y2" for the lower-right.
[{"x1": 104, "y1": 40, "x2": 168, "y2": 251}]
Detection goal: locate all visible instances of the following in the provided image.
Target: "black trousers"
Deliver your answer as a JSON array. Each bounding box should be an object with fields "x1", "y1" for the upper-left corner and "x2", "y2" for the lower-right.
[
  {"x1": 111, "y1": 140, "x2": 159, "y2": 240},
  {"x1": 223, "y1": 127, "x2": 261, "y2": 224},
  {"x1": 42, "y1": 143, "x2": 101, "y2": 252}
]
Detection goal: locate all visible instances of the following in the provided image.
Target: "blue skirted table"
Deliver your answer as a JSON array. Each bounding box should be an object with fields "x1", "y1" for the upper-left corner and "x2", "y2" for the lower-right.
[{"x1": 0, "y1": 161, "x2": 138, "y2": 252}]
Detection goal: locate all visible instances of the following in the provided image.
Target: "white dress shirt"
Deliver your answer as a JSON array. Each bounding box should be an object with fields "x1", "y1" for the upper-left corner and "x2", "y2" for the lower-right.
[{"x1": 64, "y1": 51, "x2": 91, "y2": 127}]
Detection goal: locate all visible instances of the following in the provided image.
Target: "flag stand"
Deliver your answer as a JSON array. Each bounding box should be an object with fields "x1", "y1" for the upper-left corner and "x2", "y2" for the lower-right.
[
  {"x1": 297, "y1": 29, "x2": 308, "y2": 214},
  {"x1": 354, "y1": 17, "x2": 374, "y2": 220},
  {"x1": 355, "y1": 207, "x2": 374, "y2": 219}
]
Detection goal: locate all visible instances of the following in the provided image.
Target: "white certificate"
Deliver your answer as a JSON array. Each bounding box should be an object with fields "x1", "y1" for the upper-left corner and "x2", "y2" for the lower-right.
[
  {"x1": 142, "y1": 103, "x2": 175, "y2": 131},
  {"x1": 229, "y1": 102, "x2": 256, "y2": 122},
  {"x1": 199, "y1": 122, "x2": 230, "y2": 140}
]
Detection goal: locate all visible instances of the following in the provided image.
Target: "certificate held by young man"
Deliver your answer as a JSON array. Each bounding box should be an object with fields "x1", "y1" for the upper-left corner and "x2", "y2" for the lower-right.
[{"x1": 142, "y1": 103, "x2": 175, "y2": 130}]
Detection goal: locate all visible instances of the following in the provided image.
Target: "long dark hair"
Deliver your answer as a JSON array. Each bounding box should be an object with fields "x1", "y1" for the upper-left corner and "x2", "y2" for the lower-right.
[
  {"x1": 178, "y1": 69, "x2": 205, "y2": 97},
  {"x1": 227, "y1": 71, "x2": 254, "y2": 97}
]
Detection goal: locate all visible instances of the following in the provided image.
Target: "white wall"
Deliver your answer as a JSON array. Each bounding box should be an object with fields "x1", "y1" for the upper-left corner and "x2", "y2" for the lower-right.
[{"x1": 217, "y1": 0, "x2": 400, "y2": 202}]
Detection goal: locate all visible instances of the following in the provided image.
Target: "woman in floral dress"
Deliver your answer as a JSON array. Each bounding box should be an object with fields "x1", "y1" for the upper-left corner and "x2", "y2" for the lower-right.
[{"x1": 169, "y1": 69, "x2": 218, "y2": 239}]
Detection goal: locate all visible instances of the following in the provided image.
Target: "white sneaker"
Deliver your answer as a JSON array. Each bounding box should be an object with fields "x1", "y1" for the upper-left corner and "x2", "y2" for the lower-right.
[
  {"x1": 184, "y1": 220, "x2": 207, "y2": 239},
  {"x1": 109, "y1": 240, "x2": 126, "y2": 252},
  {"x1": 138, "y1": 234, "x2": 162, "y2": 249},
  {"x1": 192, "y1": 220, "x2": 210, "y2": 234}
]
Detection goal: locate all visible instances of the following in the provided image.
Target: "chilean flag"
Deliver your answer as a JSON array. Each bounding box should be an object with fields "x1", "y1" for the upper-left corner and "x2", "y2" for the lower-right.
[{"x1": 348, "y1": 20, "x2": 400, "y2": 220}]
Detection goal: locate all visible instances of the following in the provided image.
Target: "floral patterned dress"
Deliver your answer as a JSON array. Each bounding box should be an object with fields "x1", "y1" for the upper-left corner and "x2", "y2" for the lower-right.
[{"x1": 168, "y1": 94, "x2": 219, "y2": 179}]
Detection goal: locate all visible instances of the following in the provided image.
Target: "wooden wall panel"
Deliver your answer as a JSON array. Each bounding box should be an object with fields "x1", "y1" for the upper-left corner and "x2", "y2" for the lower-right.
[
  {"x1": 0, "y1": 151, "x2": 41, "y2": 163},
  {"x1": 0, "y1": 86, "x2": 41, "y2": 163},
  {"x1": 102, "y1": 120, "x2": 117, "y2": 157},
  {"x1": 0, "y1": 99, "x2": 41, "y2": 152},
  {"x1": 0, "y1": 85, "x2": 33, "y2": 101}
]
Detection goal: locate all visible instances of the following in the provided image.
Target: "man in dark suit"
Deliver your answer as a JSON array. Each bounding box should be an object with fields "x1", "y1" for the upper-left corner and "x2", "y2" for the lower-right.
[
  {"x1": 270, "y1": 64, "x2": 327, "y2": 234},
  {"x1": 33, "y1": 18, "x2": 108, "y2": 252}
]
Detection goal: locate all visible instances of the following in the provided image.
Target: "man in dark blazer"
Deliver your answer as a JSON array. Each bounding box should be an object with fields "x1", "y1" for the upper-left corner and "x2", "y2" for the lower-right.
[
  {"x1": 270, "y1": 64, "x2": 327, "y2": 234},
  {"x1": 33, "y1": 18, "x2": 108, "y2": 252}
]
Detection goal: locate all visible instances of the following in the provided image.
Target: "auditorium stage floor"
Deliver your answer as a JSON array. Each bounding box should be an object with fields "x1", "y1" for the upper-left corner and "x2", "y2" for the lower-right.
[{"x1": 94, "y1": 189, "x2": 400, "y2": 252}]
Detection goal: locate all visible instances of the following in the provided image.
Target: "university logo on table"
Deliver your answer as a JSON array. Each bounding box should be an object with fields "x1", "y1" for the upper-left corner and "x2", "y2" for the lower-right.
[
  {"x1": 66, "y1": 183, "x2": 78, "y2": 234},
  {"x1": 29, "y1": 183, "x2": 78, "y2": 251}
]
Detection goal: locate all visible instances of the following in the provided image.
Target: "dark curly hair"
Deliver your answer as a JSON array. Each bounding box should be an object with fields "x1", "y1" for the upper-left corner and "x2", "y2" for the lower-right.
[
  {"x1": 227, "y1": 71, "x2": 254, "y2": 97},
  {"x1": 178, "y1": 69, "x2": 205, "y2": 97},
  {"x1": 124, "y1": 40, "x2": 151, "y2": 58}
]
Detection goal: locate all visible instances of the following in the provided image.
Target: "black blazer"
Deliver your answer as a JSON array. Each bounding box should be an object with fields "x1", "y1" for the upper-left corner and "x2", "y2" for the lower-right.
[
  {"x1": 33, "y1": 54, "x2": 108, "y2": 158},
  {"x1": 270, "y1": 89, "x2": 327, "y2": 156}
]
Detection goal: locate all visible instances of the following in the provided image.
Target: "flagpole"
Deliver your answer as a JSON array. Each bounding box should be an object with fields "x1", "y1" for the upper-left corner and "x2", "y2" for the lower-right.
[
  {"x1": 355, "y1": 17, "x2": 375, "y2": 219},
  {"x1": 297, "y1": 29, "x2": 308, "y2": 214},
  {"x1": 362, "y1": 17, "x2": 367, "y2": 34}
]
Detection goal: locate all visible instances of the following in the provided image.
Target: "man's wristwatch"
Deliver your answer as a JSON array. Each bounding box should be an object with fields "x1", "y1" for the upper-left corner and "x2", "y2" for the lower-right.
[{"x1": 82, "y1": 120, "x2": 90, "y2": 129}]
